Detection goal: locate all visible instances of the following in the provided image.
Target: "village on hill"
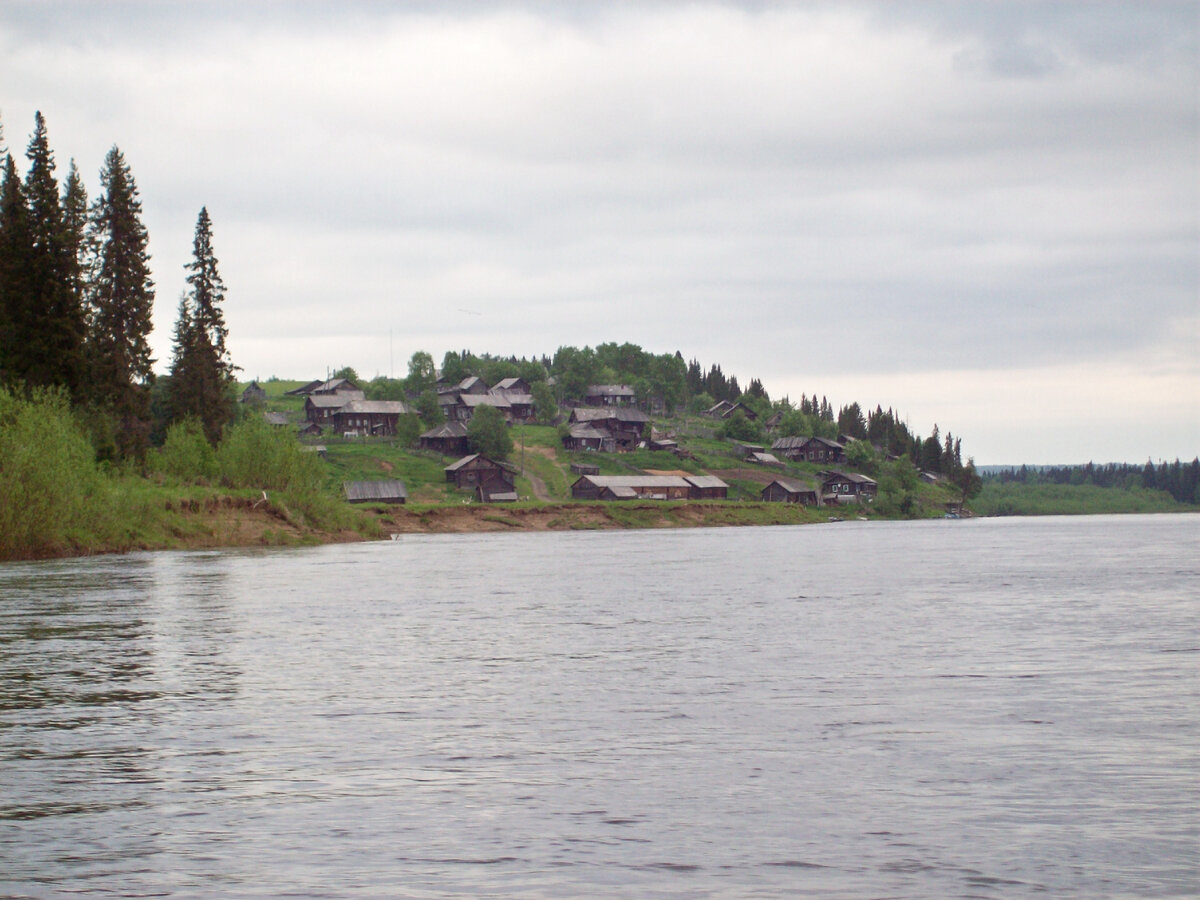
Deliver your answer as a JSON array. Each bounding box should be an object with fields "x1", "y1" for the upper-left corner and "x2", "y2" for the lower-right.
[{"x1": 239, "y1": 371, "x2": 967, "y2": 518}]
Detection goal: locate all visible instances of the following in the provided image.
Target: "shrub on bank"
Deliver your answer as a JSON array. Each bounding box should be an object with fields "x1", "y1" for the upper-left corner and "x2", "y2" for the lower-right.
[
  {"x1": 0, "y1": 387, "x2": 101, "y2": 557},
  {"x1": 218, "y1": 418, "x2": 324, "y2": 493},
  {"x1": 149, "y1": 419, "x2": 219, "y2": 483}
]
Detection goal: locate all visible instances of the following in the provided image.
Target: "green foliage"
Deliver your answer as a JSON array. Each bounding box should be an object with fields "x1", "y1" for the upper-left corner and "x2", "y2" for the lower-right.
[
  {"x1": 844, "y1": 439, "x2": 879, "y2": 474},
  {"x1": 394, "y1": 412, "x2": 423, "y2": 447},
  {"x1": 532, "y1": 380, "x2": 558, "y2": 423},
  {"x1": 973, "y1": 482, "x2": 1184, "y2": 516},
  {"x1": 86, "y1": 145, "x2": 155, "y2": 458},
  {"x1": 0, "y1": 386, "x2": 99, "y2": 557},
  {"x1": 218, "y1": 417, "x2": 324, "y2": 493},
  {"x1": 467, "y1": 404, "x2": 513, "y2": 460},
  {"x1": 406, "y1": 351, "x2": 436, "y2": 394},
  {"x1": 331, "y1": 366, "x2": 360, "y2": 384},
  {"x1": 149, "y1": 418, "x2": 219, "y2": 482},
  {"x1": 365, "y1": 376, "x2": 406, "y2": 401},
  {"x1": 415, "y1": 389, "x2": 444, "y2": 428},
  {"x1": 717, "y1": 410, "x2": 764, "y2": 444},
  {"x1": 166, "y1": 207, "x2": 235, "y2": 445}
]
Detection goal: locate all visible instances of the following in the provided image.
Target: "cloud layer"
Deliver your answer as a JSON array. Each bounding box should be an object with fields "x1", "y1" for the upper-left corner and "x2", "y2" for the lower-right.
[{"x1": 1, "y1": 1, "x2": 1196, "y2": 461}]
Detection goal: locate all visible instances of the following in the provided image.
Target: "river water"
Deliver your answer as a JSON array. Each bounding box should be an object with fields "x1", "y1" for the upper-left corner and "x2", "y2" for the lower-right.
[{"x1": 1, "y1": 514, "x2": 1197, "y2": 898}]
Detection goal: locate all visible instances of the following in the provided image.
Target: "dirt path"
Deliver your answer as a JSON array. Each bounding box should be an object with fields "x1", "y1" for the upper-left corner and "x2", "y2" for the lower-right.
[{"x1": 520, "y1": 446, "x2": 555, "y2": 501}]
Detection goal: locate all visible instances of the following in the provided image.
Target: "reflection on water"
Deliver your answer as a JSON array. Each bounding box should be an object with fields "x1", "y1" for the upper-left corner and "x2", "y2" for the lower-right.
[{"x1": 1, "y1": 516, "x2": 1198, "y2": 898}]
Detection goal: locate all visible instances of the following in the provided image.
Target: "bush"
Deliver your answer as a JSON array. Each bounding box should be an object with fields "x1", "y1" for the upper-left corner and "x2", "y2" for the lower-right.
[
  {"x1": 0, "y1": 387, "x2": 100, "y2": 557},
  {"x1": 218, "y1": 418, "x2": 324, "y2": 493},
  {"x1": 149, "y1": 419, "x2": 218, "y2": 482},
  {"x1": 467, "y1": 405, "x2": 513, "y2": 460}
]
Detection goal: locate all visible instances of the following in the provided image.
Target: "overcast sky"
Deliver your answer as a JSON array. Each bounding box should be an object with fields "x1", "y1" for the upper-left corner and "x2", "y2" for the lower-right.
[{"x1": 2, "y1": 1, "x2": 1196, "y2": 463}]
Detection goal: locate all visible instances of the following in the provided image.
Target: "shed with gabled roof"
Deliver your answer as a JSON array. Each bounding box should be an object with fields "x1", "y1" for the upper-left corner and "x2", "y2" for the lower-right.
[{"x1": 343, "y1": 480, "x2": 407, "y2": 504}]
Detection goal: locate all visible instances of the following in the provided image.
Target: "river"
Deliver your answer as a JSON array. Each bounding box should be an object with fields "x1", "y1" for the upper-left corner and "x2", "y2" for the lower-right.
[{"x1": 1, "y1": 514, "x2": 1197, "y2": 898}]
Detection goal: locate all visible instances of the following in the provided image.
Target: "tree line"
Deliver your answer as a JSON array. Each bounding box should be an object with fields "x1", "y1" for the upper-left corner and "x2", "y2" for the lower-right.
[
  {"x1": 988, "y1": 460, "x2": 1200, "y2": 505},
  {"x1": 0, "y1": 112, "x2": 235, "y2": 458}
]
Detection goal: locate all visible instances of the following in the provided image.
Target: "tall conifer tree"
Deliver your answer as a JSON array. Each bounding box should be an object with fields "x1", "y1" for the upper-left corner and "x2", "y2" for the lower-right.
[
  {"x1": 168, "y1": 207, "x2": 235, "y2": 444},
  {"x1": 22, "y1": 113, "x2": 84, "y2": 394},
  {"x1": 0, "y1": 150, "x2": 34, "y2": 388},
  {"x1": 60, "y1": 159, "x2": 89, "y2": 331},
  {"x1": 86, "y1": 145, "x2": 155, "y2": 457}
]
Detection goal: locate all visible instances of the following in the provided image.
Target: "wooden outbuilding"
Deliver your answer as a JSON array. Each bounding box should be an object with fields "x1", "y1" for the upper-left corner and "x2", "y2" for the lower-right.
[
  {"x1": 444, "y1": 453, "x2": 517, "y2": 496},
  {"x1": 685, "y1": 475, "x2": 729, "y2": 500},
  {"x1": 570, "y1": 475, "x2": 692, "y2": 501},
  {"x1": 419, "y1": 421, "x2": 471, "y2": 456},
  {"x1": 344, "y1": 480, "x2": 407, "y2": 504},
  {"x1": 241, "y1": 381, "x2": 267, "y2": 404},
  {"x1": 762, "y1": 478, "x2": 819, "y2": 505}
]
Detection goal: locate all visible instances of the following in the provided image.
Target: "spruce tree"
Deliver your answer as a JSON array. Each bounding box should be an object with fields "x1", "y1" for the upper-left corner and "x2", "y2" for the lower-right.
[
  {"x1": 60, "y1": 159, "x2": 89, "y2": 331},
  {"x1": 167, "y1": 207, "x2": 234, "y2": 444},
  {"x1": 86, "y1": 146, "x2": 155, "y2": 458},
  {"x1": 21, "y1": 112, "x2": 85, "y2": 395},
  {"x1": 0, "y1": 151, "x2": 34, "y2": 388}
]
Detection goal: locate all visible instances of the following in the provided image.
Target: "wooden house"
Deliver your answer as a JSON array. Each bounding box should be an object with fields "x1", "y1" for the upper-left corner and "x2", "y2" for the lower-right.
[
  {"x1": 264, "y1": 411, "x2": 290, "y2": 428},
  {"x1": 570, "y1": 462, "x2": 600, "y2": 476},
  {"x1": 305, "y1": 393, "x2": 347, "y2": 425},
  {"x1": 332, "y1": 400, "x2": 409, "y2": 437},
  {"x1": 460, "y1": 393, "x2": 513, "y2": 421},
  {"x1": 444, "y1": 453, "x2": 516, "y2": 496},
  {"x1": 771, "y1": 436, "x2": 846, "y2": 463},
  {"x1": 241, "y1": 381, "x2": 267, "y2": 404},
  {"x1": 800, "y1": 437, "x2": 847, "y2": 463},
  {"x1": 285, "y1": 379, "x2": 324, "y2": 396},
  {"x1": 312, "y1": 377, "x2": 362, "y2": 397},
  {"x1": 419, "y1": 421, "x2": 471, "y2": 456},
  {"x1": 705, "y1": 400, "x2": 733, "y2": 418},
  {"x1": 569, "y1": 407, "x2": 647, "y2": 450},
  {"x1": 685, "y1": 475, "x2": 728, "y2": 500},
  {"x1": 343, "y1": 480, "x2": 407, "y2": 504},
  {"x1": 761, "y1": 477, "x2": 819, "y2": 505},
  {"x1": 585, "y1": 384, "x2": 636, "y2": 407},
  {"x1": 456, "y1": 375, "x2": 489, "y2": 395},
  {"x1": 491, "y1": 376, "x2": 531, "y2": 395},
  {"x1": 563, "y1": 422, "x2": 615, "y2": 452},
  {"x1": 570, "y1": 475, "x2": 692, "y2": 501},
  {"x1": 706, "y1": 400, "x2": 757, "y2": 421},
  {"x1": 821, "y1": 470, "x2": 878, "y2": 503}
]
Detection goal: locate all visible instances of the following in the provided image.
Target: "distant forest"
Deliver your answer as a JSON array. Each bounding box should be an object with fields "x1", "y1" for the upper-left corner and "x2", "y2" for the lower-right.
[{"x1": 986, "y1": 461, "x2": 1200, "y2": 506}]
